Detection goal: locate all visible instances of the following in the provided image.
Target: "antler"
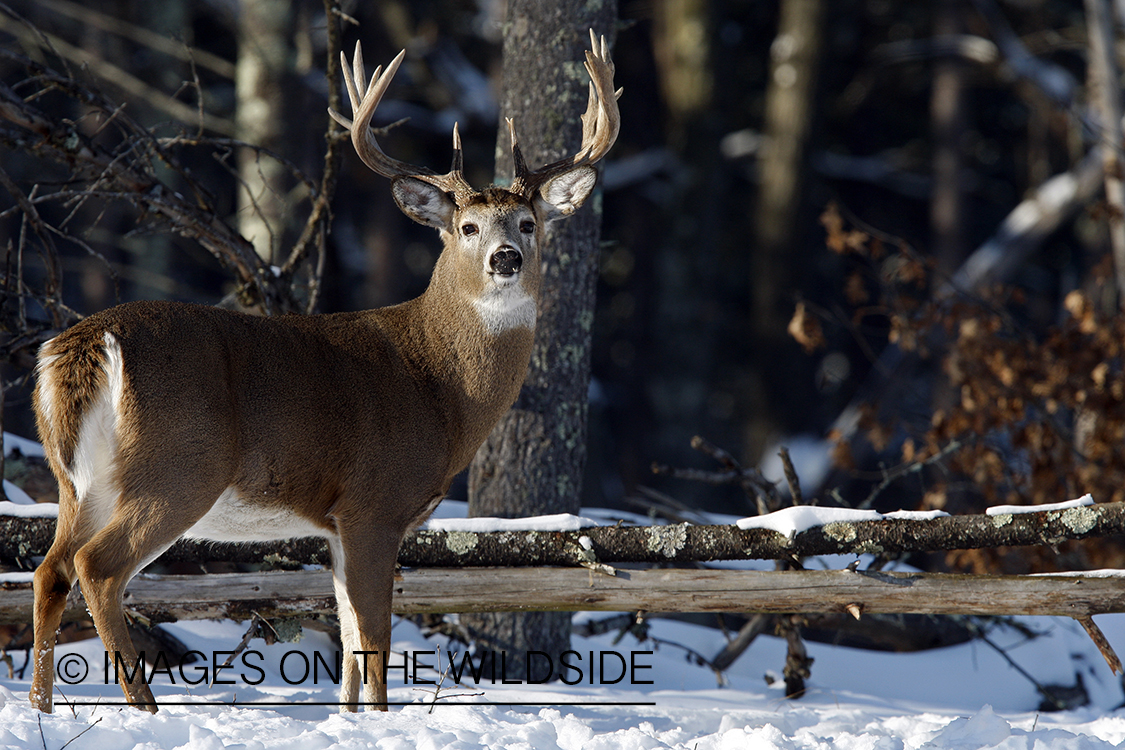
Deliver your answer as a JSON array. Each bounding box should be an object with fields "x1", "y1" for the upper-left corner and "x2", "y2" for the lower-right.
[
  {"x1": 328, "y1": 43, "x2": 476, "y2": 205},
  {"x1": 509, "y1": 29, "x2": 623, "y2": 199}
]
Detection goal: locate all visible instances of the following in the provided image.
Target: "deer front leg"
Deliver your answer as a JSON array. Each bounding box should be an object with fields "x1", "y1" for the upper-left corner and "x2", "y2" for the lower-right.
[
  {"x1": 328, "y1": 536, "x2": 363, "y2": 711},
  {"x1": 334, "y1": 529, "x2": 401, "y2": 712}
]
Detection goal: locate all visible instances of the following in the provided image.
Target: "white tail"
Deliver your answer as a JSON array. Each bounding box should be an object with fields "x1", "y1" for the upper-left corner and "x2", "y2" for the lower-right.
[{"x1": 29, "y1": 31, "x2": 620, "y2": 714}]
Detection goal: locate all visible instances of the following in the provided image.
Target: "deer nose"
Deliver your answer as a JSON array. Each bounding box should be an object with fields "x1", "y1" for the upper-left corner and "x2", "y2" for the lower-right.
[{"x1": 489, "y1": 248, "x2": 522, "y2": 276}]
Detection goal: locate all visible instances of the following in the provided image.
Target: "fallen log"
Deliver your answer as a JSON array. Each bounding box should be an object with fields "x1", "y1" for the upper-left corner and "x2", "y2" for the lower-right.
[
  {"x1": 3, "y1": 501, "x2": 1124, "y2": 569},
  {"x1": 2, "y1": 567, "x2": 1123, "y2": 626}
]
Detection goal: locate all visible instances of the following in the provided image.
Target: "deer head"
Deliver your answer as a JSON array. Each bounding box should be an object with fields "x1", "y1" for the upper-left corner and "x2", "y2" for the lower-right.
[{"x1": 328, "y1": 32, "x2": 621, "y2": 333}]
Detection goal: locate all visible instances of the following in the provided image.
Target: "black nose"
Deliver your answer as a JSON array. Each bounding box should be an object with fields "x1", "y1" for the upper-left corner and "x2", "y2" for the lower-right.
[{"x1": 489, "y1": 249, "x2": 522, "y2": 276}]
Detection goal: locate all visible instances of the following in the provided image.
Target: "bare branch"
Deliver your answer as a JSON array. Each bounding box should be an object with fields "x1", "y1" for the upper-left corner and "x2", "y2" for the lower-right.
[
  {"x1": 5, "y1": 567, "x2": 1125, "y2": 625},
  {"x1": 33, "y1": 0, "x2": 236, "y2": 79},
  {"x1": 1076, "y1": 614, "x2": 1122, "y2": 674},
  {"x1": 1083, "y1": 0, "x2": 1125, "y2": 307},
  {"x1": 653, "y1": 435, "x2": 781, "y2": 515},
  {"x1": 778, "y1": 447, "x2": 804, "y2": 505},
  {"x1": 0, "y1": 51, "x2": 295, "y2": 314},
  {"x1": 0, "y1": 14, "x2": 236, "y2": 135}
]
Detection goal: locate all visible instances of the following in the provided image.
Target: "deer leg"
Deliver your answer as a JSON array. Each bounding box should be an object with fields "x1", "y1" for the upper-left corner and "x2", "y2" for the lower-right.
[
  {"x1": 71, "y1": 498, "x2": 208, "y2": 714},
  {"x1": 336, "y1": 528, "x2": 401, "y2": 712},
  {"x1": 29, "y1": 485, "x2": 85, "y2": 713},
  {"x1": 328, "y1": 536, "x2": 362, "y2": 711}
]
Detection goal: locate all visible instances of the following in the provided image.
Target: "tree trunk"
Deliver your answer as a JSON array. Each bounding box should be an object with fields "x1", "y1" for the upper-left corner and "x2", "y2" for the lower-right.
[
  {"x1": 648, "y1": 0, "x2": 729, "y2": 487},
  {"x1": 1084, "y1": 0, "x2": 1125, "y2": 308},
  {"x1": 465, "y1": 0, "x2": 617, "y2": 682},
  {"x1": 930, "y1": 0, "x2": 969, "y2": 276},
  {"x1": 746, "y1": 0, "x2": 826, "y2": 459},
  {"x1": 235, "y1": 0, "x2": 296, "y2": 264}
]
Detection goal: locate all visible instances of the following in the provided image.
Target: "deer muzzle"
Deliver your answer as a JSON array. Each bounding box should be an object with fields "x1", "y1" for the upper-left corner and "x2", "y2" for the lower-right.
[{"x1": 489, "y1": 248, "x2": 523, "y2": 277}]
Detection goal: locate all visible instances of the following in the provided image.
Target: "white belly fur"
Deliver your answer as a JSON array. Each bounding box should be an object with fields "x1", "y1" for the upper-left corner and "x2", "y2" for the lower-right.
[{"x1": 184, "y1": 486, "x2": 330, "y2": 543}]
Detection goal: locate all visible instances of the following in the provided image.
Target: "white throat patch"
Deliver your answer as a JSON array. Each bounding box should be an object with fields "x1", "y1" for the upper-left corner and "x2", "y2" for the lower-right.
[{"x1": 472, "y1": 280, "x2": 536, "y2": 335}]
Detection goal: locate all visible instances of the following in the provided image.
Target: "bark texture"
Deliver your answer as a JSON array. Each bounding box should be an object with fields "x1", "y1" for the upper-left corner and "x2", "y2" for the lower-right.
[
  {"x1": 235, "y1": 0, "x2": 296, "y2": 263},
  {"x1": 5, "y1": 567, "x2": 1125, "y2": 626},
  {"x1": 5, "y1": 501, "x2": 1125, "y2": 568}
]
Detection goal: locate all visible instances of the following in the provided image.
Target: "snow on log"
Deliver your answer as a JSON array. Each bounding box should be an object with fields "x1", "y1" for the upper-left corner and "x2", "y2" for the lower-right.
[{"x1": 2, "y1": 498, "x2": 1123, "y2": 569}]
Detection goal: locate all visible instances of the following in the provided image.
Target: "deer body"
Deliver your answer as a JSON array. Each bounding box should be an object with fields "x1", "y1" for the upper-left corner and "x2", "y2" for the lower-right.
[{"x1": 29, "y1": 33, "x2": 619, "y2": 714}]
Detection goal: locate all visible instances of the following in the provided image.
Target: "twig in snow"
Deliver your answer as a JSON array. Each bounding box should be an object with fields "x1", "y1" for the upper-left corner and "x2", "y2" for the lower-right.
[
  {"x1": 57, "y1": 718, "x2": 102, "y2": 750},
  {"x1": 212, "y1": 612, "x2": 271, "y2": 686},
  {"x1": 412, "y1": 651, "x2": 485, "y2": 713}
]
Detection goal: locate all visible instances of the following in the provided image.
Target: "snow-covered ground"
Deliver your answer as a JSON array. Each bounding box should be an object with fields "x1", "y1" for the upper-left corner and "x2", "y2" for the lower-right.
[
  {"x1": 2, "y1": 452, "x2": 1125, "y2": 750},
  {"x1": 3, "y1": 607, "x2": 1125, "y2": 749},
  {"x1": 3, "y1": 482, "x2": 1125, "y2": 747}
]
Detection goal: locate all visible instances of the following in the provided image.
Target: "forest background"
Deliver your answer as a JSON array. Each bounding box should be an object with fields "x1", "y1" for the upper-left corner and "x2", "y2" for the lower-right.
[{"x1": 1, "y1": 0, "x2": 1123, "y2": 581}]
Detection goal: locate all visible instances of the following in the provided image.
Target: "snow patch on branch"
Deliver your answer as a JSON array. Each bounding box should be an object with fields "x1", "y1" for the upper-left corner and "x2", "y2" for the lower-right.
[
  {"x1": 0, "y1": 499, "x2": 57, "y2": 518},
  {"x1": 423, "y1": 512, "x2": 605, "y2": 532},
  {"x1": 985, "y1": 494, "x2": 1094, "y2": 516},
  {"x1": 736, "y1": 506, "x2": 882, "y2": 539}
]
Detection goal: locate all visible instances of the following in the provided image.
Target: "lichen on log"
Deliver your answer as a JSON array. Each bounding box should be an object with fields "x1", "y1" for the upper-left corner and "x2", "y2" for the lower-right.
[{"x1": 4, "y1": 501, "x2": 1125, "y2": 569}]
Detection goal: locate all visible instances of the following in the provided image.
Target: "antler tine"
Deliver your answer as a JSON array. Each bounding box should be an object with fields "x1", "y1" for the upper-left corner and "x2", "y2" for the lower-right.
[
  {"x1": 511, "y1": 30, "x2": 621, "y2": 198},
  {"x1": 506, "y1": 117, "x2": 530, "y2": 179},
  {"x1": 451, "y1": 122, "x2": 464, "y2": 174},
  {"x1": 328, "y1": 43, "x2": 475, "y2": 201}
]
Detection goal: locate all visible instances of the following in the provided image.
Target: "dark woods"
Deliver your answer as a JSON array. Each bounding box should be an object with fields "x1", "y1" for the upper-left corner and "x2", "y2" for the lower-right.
[{"x1": 0, "y1": 0, "x2": 1122, "y2": 578}]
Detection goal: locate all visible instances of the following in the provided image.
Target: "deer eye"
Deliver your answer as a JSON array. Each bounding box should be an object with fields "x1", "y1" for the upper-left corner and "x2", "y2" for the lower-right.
[
  {"x1": 520, "y1": 220, "x2": 535, "y2": 234},
  {"x1": 461, "y1": 223, "x2": 478, "y2": 237}
]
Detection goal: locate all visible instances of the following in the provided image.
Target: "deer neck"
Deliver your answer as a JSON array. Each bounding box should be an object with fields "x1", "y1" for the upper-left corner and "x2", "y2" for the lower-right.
[{"x1": 390, "y1": 265, "x2": 537, "y2": 475}]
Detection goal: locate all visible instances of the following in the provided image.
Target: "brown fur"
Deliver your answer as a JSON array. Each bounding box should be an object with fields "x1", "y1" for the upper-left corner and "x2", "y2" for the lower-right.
[
  {"x1": 27, "y1": 187, "x2": 578, "y2": 714},
  {"x1": 30, "y1": 41, "x2": 613, "y2": 716}
]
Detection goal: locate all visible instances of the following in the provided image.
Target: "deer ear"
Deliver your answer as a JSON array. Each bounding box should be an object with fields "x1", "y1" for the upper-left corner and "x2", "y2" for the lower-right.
[
  {"x1": 535, "y1": 166, "x2": 597, "y2": 222},
  {"x1": 392, "y1": 177, "x2": 456, "y2": 229}
]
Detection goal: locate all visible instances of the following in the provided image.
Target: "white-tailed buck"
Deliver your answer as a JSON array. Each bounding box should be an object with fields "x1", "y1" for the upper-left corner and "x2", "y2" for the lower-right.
[{"x1": 29, "y1": 30, "x2": 620, "y2": 713}]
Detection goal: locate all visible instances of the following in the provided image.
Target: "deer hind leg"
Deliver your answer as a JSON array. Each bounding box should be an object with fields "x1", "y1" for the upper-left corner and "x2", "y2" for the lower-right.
[
  {"x1": 30, "y1": 482, "x2": 88, "y2": 713},
  {"x1": 70, "y1": 493, "x2": 215, "y2": 714},
  {"x1": 333, "y1": 528, "x2": 401, "y2": 712}
]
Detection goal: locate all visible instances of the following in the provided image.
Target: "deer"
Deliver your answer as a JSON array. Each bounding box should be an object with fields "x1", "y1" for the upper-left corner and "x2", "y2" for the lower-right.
[{"x1": 28, "y1": 30, "x2": 620, "y2": 714}]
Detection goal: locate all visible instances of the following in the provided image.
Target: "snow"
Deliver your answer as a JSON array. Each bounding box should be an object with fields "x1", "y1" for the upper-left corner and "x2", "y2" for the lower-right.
[
  {"x1": 735, "y1": 505, "x2": 882, "y2": 537},
  {"x1": 736, "y1": 495, "x2": 1093, "y2": 537},
  {"x1": 3, "y1": 432, "x2": 44, "y2": 458},
  {"x1": 885, "y1": 509, "x2": 951, "y2": 520},
  {"x1": 422, "y1": 513, "x2": 605, "y2": 532},
  {"x1": 0, "y1": 498, "x2": 57, "y2": 518},
  {"x1": 1, "y1": 481, "x2": 35, "y2": 506},
  {"x1": 986, "y1": 494, "x2": 1095, "y2": 516},
  {"x1": 3, "y1": 481, "x2": 1125, "y2": 747},
  {"x1": 3, "y1": 608, "x2": 1125, "y2": 748},
  {"x1": 2, "y1": 432, "x2": 47, "y2": 507}
]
